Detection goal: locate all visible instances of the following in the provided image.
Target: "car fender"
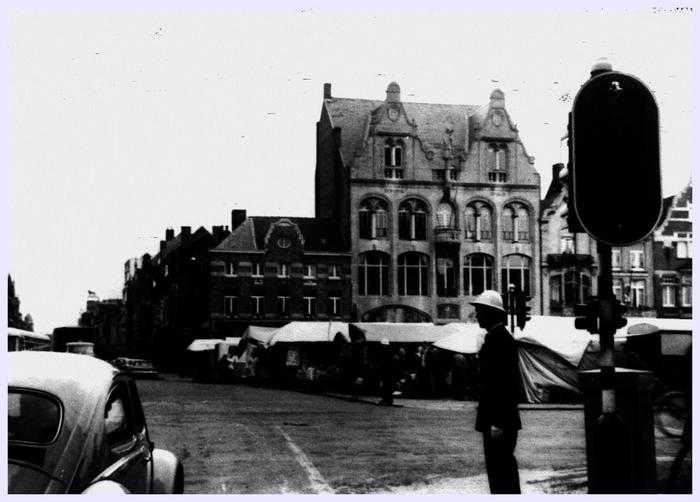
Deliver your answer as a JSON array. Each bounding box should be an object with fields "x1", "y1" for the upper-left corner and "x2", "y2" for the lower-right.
[{"x1": 151, "y1": 448, "x2": 184, "y2": 494}]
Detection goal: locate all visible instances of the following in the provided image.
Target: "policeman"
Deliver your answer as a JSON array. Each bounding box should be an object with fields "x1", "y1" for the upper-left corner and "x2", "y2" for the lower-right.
[{"x1": 470, "y1": 290, "x2": 522, "y2": 493}]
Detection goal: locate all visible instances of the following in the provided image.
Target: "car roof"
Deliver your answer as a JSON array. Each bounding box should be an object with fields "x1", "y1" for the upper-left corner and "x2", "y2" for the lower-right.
[{"x1": 9, "y1": 352, "x2": 118, "y2": 399}]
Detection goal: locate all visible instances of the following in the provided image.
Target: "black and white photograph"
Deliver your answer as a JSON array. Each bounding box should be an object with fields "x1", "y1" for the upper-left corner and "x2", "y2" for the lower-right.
[{"x1": 6, "y1": 2, "x2": 694, "y2": 495}]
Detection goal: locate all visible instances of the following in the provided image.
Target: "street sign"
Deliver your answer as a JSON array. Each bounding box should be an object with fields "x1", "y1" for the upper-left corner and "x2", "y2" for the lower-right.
[{"x1": 570, "y1": 71, "x2": 662, "y2": 246}]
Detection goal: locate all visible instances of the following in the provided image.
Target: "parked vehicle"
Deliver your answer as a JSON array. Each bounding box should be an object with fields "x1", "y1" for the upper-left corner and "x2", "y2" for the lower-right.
[
  {"x1": 7, "y1": 327, "x2": 52, "y2": 352},
  {"x1": 111, "y1": 357, "x2": 159, "y2": 379},
  {"x1": 8, "y1": 352, "x2": 184, "y2": 494},
  {"x1": 65, "y1": 341, "x2": 95, "y2": 356}
]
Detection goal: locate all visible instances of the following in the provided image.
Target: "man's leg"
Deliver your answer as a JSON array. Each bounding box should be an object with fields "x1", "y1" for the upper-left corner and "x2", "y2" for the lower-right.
[{"x1": 483, "y1": 430, "x2": 520, "y2": 494}]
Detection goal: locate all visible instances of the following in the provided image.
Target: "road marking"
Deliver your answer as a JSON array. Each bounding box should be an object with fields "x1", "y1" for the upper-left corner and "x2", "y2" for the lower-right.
[{"x1": 276, "y1": 426, "x2": 334, "y2": 494}]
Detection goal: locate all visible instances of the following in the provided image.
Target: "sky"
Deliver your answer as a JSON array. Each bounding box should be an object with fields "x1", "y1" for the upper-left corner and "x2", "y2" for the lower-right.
[{"x1": 6, "y1": 5, "x2": 695, "y2": 335}]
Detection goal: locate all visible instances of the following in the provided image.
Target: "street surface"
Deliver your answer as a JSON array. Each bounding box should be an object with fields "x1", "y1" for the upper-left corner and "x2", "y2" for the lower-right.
[{"x1": 136, "y1": 376, "x2": 687, "y2": 494}]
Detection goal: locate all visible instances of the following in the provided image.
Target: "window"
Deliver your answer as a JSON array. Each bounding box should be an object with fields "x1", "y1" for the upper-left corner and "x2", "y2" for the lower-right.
[
  {"x1": 677, "y1": 239, "x2": 692, "y2": 259},
  {"x1": 501, "y1": 254, "x2": 531, "y2": 296},
  {"x1": 681, "y1": 275, "x2": 692, "y2": 307},
  {"x1": 278, "y1": 263, "x2": 290, "y2": 278},
  {"x1": 612, "y1": 249, "x2": 622, "y2": 270},
  {"x1": 488, "y1": 143, "x2": 507, "y2": 182},
  {"x1": 398, "y1": 252, "x2": 429, "y2": 296},
  {"x1": 105, "y1": 384, "x2": 135, "y2": 447},
  {"x1": 436, "y1": 203, "x2": 454, "y2": 228},
  {"x1": 551, "y1": 273, "x2": 591, "y2": 308},
  {"x1": 436, "y1": 256, "x2": 457, "y2": 297},
  {"x1": 630, "y1": 280, "x2": 646, "y2": 308},
  {"x1": 398, "y1": 199, "x2": 428, "y2": 240},
  {"x1": 550, "y1": 275, "x2": 562, "y2": 306},
  {"x1": 358, "y1": 252, "x2": 389, "y2": 295},
  {"x1": 8, "y1": 391, "x2": 61, "y2": 444},
  {"x1": 502, "y1": 204, "x2": 530, "y2": 242},
  {"x1": 328, "y1": 264, "x2": 341, "y2": 279},
  {"x1": 224, "y1": 296, "x2": 238, "y2": 317},
  {"x1": 437, "y1": 304, "x2": 460, "y2": 319},
  {"x1": 329, "y1": 297, "x2": 342, "y2": 317},
  {"x1": 359, "y1": 198, "x2": 389, "y2": 239},
  {"x1": 661, "y1": 276, "x2": 677, "y2": 307},
  {"x1": 433, "y1": 170, "x2": 446, "y2": 182},
  {"x1": 252, "y1": 296, "x2": 265, "y2": 317},
  {"x1": 303, "y1": 264, "x2": 317, "y2": 279},
  {"x1": 303, "y1": 297, "x2": 317, "y2": 317},
  {"x1": 630, "y1": 250, "x2": 645, "y2": 270},
  {"x1": 463, "y1": 254, "x2": 493, "y2": 296},
  {"x1": 488, "y1": 172, "x2": 507, "y2": 183},
  {"x1": 465, "y1": 202, "x2": 492, "y2": 241},
  {"x1": 560, "y1": 236, "x2": 574, "y2": 254},
  {"x1": 251, "y1": 262, "x2": 264, "y2": 278},
  {"x1": 613, "y1": 279, "x2": 623, "y2": 302},
  {"x1": 448, "y1": 169, "x2": 459, "y2": 181},
  {"x1": 384, "y1": 139, "x2": 404, "y2": 179},
  {"x1": 277, "y1": 296, "x2": 290, "y2": 317},
  {"x1": 225, "y1": 261, "x2": 238, "y2": 276}
]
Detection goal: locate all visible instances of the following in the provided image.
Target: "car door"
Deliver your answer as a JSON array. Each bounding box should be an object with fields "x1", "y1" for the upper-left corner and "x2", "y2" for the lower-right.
[{"x1": 102, "y1": 377, "x2": 152, "y2": 493}]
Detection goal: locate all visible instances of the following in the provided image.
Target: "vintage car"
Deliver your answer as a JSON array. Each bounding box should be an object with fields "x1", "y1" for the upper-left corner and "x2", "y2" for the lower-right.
[
  {"x1": 8, "y1": 351, "x2": 184, "y2": 494},
  {"x1": 110, "y1": 357, "x2": 159, "y2": 379}
]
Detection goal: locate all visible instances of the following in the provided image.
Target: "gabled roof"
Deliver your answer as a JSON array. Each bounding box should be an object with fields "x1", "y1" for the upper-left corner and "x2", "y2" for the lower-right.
[
  {"x1": 159, "y1": 226, "x2": 213, "y2": 260},
  {"x1": 323, "y1": 97, "x2": 480, "y2": 166},
  {"x1": 216, "y1": 216, "x2": 347, "y2": 252}
]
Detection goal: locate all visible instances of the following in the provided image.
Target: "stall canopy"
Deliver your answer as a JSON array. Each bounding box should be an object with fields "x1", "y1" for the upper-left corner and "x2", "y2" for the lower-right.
[
  {"x1": 186, "y1": 337, "x2": 240, "y2": 352},
  {"x1": 513, "y1": 316, "x2": 593, "y2": 367},
  {"x1": 352, "y1": 323, "x2": 450, "y2": 343},
  {"x1": 432, "y1": 323, "x2": 485, "y2": 354},
  {"x1": 267, "y1": 322, "x2": 350, "y2": 346},
  {"x1": 240, "y1": 325, "x2": 279, "y2": 345}
]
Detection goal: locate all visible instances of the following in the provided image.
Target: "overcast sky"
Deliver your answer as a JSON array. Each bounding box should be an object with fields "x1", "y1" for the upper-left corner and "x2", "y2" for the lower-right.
[{"x1": 7, "y1": 6, "x2": 694, "y2": 334}]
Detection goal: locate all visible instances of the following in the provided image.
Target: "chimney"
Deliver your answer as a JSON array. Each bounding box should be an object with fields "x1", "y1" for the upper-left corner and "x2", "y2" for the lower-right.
[
  {"x1": 181, "y1": 226, "x2": 191, "y2": 239},
  {"x1": 160, "y1": 240, "x2": 166, "y2": 251},
  {"x1": 212, "y1": 225, "x2": 224, "y2": 242},
  {"x1": 231, "y1": 209, "x2": 247, "y2": 231},
  {"x1": 165, "y1": 228, "x2": 175, "y2": 241},
  {"x1": 386, "y1": 81, "x2": 401, "y2": 103},
  {"x1": 552, "y1": 163, "x2": 564, "y2": 182},
  {"x1": 324, "y1": 83, "x2": 332, "y2": 99}
]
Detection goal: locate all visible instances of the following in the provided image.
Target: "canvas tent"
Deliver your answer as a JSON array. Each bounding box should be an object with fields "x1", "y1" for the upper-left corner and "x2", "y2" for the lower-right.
[
  {"x1": 351, "y1": 323, "x2": 451, "y2": 343},
  {"x1": 267, "y1": 322, "x2": 350, "y2": 345},
  {"x1": 240, "y1": 325, "x2": 278, "y2": 346},
  {"x1": 432, "y1": 323, "x2": 485, "y2": 354}
]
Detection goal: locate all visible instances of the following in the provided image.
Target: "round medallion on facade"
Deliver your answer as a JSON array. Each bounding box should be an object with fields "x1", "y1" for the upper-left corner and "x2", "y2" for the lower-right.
[
  {"x1": 277, "y1": 237, "x2": 291, "y2": 248},
  {"x1": 388, "y1": 106, "x2": 399, "y2": 121},
  {"x1": 491, "y1": 111, "x2": 503, "y2": 126}
]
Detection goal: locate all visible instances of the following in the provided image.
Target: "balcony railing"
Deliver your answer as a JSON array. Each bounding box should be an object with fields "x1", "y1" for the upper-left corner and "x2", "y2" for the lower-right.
[
  {"x1": 434, "y1": 226, "x2": 461, "y2": 243},
  {"x1": 547, "y1": 253, "x2": 594, "y2": 268}
]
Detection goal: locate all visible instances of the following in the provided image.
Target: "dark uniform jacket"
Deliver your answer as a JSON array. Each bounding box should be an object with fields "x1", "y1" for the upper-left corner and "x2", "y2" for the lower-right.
[{"x1": 475, "y1": 323, "x2": 522, "y2": 432}]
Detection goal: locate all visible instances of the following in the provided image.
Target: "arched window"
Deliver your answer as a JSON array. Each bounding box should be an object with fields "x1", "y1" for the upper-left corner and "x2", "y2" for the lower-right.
[
  {"x1": 501, "y1": 254, "x2": 531, "y2": 296},
  {"x1": 398, "y1": 199, "x2": 428, "y2": 240},
  {"x1": 359, "y1": 198, "x2": 388, "y2": 239},
  {"x1": 552, "y1": 272, "x2": 591, "y2": 308},
  {"x1": 436, "y1": 202, "x2": 454, "y2": 228},
  {"x1": 503, "y1": 203, "x2": 530, "y2": 242},
  {"x1": 384, "y1": 139, "x2": 404, "y2": 179},
  {"x1": 358, "y1": 252, "x2": 390, "y2": 296},
  {"x1": 463, "y1": 254, "x2": 494, "y2": 295},
  {"x1": 398, "y1": 252, "x2": 429, "y2": 296},
  {"x1": 465, "y1": 202, "x2": 492, "y2": 241}
]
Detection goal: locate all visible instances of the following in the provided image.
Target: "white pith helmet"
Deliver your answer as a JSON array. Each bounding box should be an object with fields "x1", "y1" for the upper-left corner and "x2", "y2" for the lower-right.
[
  {"x1": 469, "y1": 290, "x2": 506, "y2": 312},
  {"x1": 380, "y1": 338, "x2": 390, "y2": 346}
]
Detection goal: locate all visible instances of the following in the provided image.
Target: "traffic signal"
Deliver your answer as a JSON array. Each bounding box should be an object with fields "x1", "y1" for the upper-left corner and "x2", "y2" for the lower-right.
[
  {"x1": 574, "y1": 299, "x2": 599, "y2": 334},
  {"x1": 599, "y1": 297, "x2": 628, "y2": 333},
  {"x1": 514, "y1": 290, "x2": 532, "y2": 330},
  {"x1": 570, "y1": 69, "x2": 662, "y2": 246}
]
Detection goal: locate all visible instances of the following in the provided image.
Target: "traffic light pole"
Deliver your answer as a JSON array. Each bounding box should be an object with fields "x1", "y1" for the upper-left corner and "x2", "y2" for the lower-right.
[{"x1": 592, "y1": 241, "x2": 630, "y2": 493}]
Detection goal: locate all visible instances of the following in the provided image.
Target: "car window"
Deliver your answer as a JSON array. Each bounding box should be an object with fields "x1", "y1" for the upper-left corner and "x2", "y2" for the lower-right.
[
  {"x1": 8, "y1": 390, "x2": 61, "y2": 444},
  {"x1": 105, "y1": 384, "x2": 134, "y2": 446}
]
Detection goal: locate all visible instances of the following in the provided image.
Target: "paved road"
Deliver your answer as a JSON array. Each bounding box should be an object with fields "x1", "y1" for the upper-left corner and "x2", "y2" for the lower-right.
[{"x1": 135, "y1": 377, "x2": 687, "y2": 494}]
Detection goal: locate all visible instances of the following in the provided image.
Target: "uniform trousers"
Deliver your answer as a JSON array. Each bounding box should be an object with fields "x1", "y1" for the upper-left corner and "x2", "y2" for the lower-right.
[{"x1": 482, "y1": 429, "x2": 520, "y2": 494}]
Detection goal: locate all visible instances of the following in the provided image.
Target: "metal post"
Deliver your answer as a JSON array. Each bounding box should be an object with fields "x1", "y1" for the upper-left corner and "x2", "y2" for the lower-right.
[{"x1": 593, "y1": 241, "x2": 630, "y2": 493}]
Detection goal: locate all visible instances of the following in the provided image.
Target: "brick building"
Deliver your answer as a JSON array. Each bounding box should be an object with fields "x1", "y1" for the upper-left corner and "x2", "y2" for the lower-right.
[
  {"x1": 315, "y1": 82, "x2": 541, "y2": 322},
  {"x1": 652, "y1": 181, "x2": 692, "y2": 318},
  {"x1": 208, "y1": 210, "x2": 352, "y2": 336}
]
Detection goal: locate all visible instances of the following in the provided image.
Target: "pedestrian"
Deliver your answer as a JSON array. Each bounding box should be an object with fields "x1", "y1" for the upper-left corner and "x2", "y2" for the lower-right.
[
  {"x1": 470, "y1": 290, "x2": 522, "y2": 494},
  {"x1": 378, "y1": 338, "x2": 397, "y2": 405}
]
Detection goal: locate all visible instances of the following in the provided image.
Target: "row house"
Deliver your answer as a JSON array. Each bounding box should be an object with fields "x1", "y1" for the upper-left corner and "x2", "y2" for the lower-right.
[
  {"x1": 208, "y1": 210, "x2": 353, "y2": 337},
  {"x1": 540, "y1": 164, "x2": 691, "y2": 318},
  {"x1": 315, "y1": 82, "x2": 541, "y2": 323},
  {"x1": 652, "y1": 182, "x2": 692, "y2": 318}
]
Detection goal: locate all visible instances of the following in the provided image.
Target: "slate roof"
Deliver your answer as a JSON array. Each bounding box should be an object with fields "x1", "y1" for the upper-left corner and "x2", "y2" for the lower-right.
[
  {"x1": 216, "y1": 217, "x2": 347, "y2": 253},
  {"x1": 323, "y1": 96, "x2": 480, "y2": 166},
  {"x1": 159, "y1": 226, "x2": 212, "y2": 260}
]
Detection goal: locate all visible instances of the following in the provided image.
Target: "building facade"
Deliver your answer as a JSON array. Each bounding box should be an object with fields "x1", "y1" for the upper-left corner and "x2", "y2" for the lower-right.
[
  {"x1": 315, "y1": 82, "x2": 541, "y2": 323},
  {"x1": 652, "y1": 181, "x2": 692, "y2": 318},
  {"x1": 208, "y1": 210, "x2": 353, "y2": 336},
  {"x1": 539, "y1": 164, "x2": 598, "y2": 316}
]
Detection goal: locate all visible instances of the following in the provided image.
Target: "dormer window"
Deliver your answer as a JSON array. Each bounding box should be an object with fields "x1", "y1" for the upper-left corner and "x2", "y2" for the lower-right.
[
  {"x1": 487, "y1": 143, "x2": 508, "y2": 182},
  {"x1": 384, "y1": 139, "x2": 404, "y2": 179}
]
